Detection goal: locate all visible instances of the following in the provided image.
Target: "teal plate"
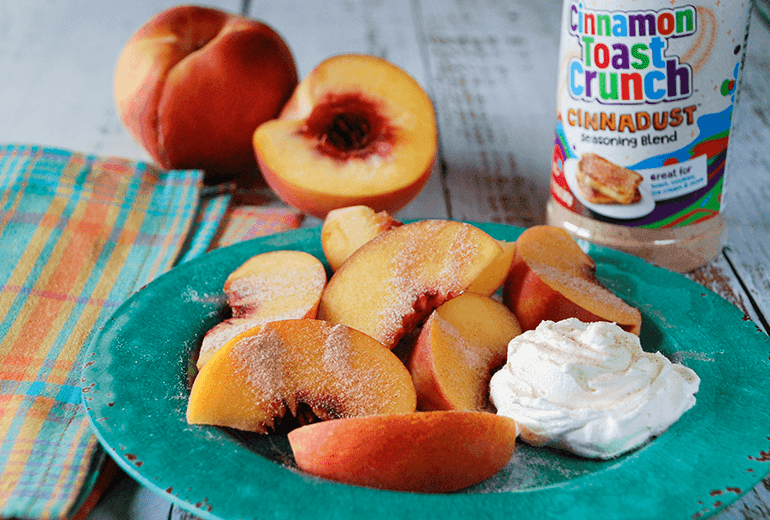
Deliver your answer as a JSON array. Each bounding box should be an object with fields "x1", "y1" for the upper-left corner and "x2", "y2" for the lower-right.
[{"x1": 81, "y1": 223, "x2": 770, "y2": 520}]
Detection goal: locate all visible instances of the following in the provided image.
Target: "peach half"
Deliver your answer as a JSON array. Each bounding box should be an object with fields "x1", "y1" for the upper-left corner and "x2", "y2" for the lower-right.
[
  {"x1": 321, "y1": 205, "x2": 402, "y2": 271},
  {"x1": 503, "y1": 225, "x2": 641, "y2": 334},
  {"x1": 408, "y1": 293, "x2": 522, "y2": 412},
  {"x1": 114, "y1": 5, "x2": 298, "y2": 181},
  {"x1": 187, "y1": 319, "x2": 417, "y2": 433},
  {"x1": 317, "y1": 220, "x2": 503, "y2": 349},
  {"x1": 288, "y1": 411, "x2": 518, "y2": 493},
  {"x1": 253, "y1": 54, "x2": 438, "y2": 219}
]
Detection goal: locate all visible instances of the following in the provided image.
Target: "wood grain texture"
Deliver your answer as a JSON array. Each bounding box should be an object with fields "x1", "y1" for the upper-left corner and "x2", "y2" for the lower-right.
[
  {"x1": 413, "y1": 0, "x2": 559, "y2": 227},
  {"x1": 0, "y1": 0, "x2": 236, "y2": 160},
  {"x1": 720, "y1": 10, "x2": 770, "y2": 335}
]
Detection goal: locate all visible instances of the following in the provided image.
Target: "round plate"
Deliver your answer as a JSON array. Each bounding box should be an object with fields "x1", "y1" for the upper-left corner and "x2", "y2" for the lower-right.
[{"x1": 81, "y1": 223, "x2": 770, "y2": 520}]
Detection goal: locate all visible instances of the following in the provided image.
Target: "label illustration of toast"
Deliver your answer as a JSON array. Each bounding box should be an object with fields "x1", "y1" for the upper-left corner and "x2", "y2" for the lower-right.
[{"x1": 575, "y1": 153, "x2": 643, "y2": 205}]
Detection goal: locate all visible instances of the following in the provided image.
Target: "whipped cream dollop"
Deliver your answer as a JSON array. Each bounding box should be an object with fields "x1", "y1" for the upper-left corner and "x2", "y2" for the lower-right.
[{"x1": 489, "y1": 318, "x2": 700, "y2": 459}]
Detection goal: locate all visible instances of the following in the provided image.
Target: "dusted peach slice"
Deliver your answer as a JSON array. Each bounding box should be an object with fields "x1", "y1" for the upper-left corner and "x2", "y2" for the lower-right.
[
  {"x1": 408, "y1": 293, "x2": 521, "y2": 412},
  {"x1": 288, "y1": 411, "x2": 518, "y2": 493},
  {"x1": 187, "y1": 319, "x2": 417, "y2": 433},
  {"x1": 503, "y1": 225, "x2": 641, "y2": 334},
  {"x1": 317, "y1": 220, "x2": 503, "y2": 349},
  {"x1": 467, "y1": 240, "x2": 516, "y2": 295},
  {"x1": 224, "y1": 250, "x2": 326, "y2": 319},
  {"x1": 321, "y1": 205, "x2": 402, "y2": 271},
  {"x1": 198, "y1": 318, "x2": 258, "y2": 369},
  {"x1": 253, "y1": 54, "x2": 438, "y2": 219}
]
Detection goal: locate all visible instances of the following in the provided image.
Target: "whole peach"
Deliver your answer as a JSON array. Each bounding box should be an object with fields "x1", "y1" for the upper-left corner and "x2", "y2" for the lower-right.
[{"x1": 114, "y1": 5, "x2": 298, "y2": 182}]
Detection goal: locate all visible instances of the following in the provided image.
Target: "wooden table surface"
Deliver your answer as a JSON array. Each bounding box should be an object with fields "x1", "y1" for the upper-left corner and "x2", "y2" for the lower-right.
[{"x1": 1, "y1": 1, "x2": 768, "y2": 519}]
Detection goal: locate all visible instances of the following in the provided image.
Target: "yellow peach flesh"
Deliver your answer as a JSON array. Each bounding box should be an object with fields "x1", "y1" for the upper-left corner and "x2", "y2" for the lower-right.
[
  {"x1": 321, "y1": 205, "x2": 402, "y2": 271},
  {"x1": 224, "y1": 250, "x2": 326, "y2": 319},
  {"x1": 318, "y1": 220, "x2": 503, "y2": 349},
  {"x1": 467, "y1": 240, "x2": 516, "y2": 295},
  {"x1": 187, "y1": 319, "x2": 417, "y2": 433},
  {"x1": 408, "y1": 293, "x2": 522, "y2": 411},
  {"x1": 253, "y1": 54, "x2": 437, "y2": 219},
  {"x1": 504, "y1": 225, "x2": 641, "y2": 334}
]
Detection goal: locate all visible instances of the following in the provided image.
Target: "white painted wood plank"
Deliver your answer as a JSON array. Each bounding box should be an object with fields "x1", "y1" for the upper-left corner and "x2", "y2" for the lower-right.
[
  {"x1": 248, "y1": 0, "x2": 427, "y2": 84},
  {"x1": 721, "y1": 11, "x2": 770, "y2": 328},
  {"x1": 412, "y1": 0, "x2": 561, "y2": 227},
  {"x1": 246, "y1": 0, "x2": 449, "y2": 221},
  {"x1": 86, "y1": 469, "x2": 172, "y2": 520}
]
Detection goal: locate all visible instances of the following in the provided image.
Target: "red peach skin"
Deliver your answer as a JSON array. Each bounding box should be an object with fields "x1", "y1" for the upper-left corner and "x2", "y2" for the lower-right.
[
  {"x1": 288, "y1": 411, "x2": 518, "y2": 493},
  {"x1": 115, "y1": 5, "x2": 298, "y2": 181},
  {"x1": 408, "y1": 293, "x2": 522, "y2": 412},
  {"x1": 503, "y1": 225, "x2": 641, "y2": 334}
]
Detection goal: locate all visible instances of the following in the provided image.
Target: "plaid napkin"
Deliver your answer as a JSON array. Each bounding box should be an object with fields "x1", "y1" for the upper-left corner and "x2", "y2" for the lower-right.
[
  {"x1": 0, "y1": 144, "x2": 305, "y2": 520},
  {"x1": 0, "y1": 145, "x2": 204, "y2": 519}
]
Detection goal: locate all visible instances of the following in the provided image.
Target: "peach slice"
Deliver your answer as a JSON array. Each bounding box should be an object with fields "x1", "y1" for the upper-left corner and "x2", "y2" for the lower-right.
[
  {"x1": 223, "y1": 250, "x2": 326, "y2": 319},
  {"x1": 317, "y1": 220, "x2": 504, "y2": 349},
  {"x1": 503, "y1": 225, "x2": 641, "y2": 334},
  {"x1": 253, "y1": 54, "x2": 438, "y2": 219},
  {"x1": 114, "y1": 5, "x2": 298, "y2": 181},
  {"x1": 198, "y1": 318, "x2": 259, "y2": 370},
  {"x1": 407, "y1": 293, "x2": 522, "y2": 412},
  {"x1": 288, "y1": 411, "x2": 518, "y2": 493},
  {"x1": 187, "y1": 319, "x2": 417, "y2": 433},
  {"x1": 196, "y1": 251, "x2": 326, "y2": 369},
  {"x1": 321, "y1": 205, "x2": 402, "y2": 271},
  {"x1": 467, "y1": 240, "x2": 516, "y2": 295}
]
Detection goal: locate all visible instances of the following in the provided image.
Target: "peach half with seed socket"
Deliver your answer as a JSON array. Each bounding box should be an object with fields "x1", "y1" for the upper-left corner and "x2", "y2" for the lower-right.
[
  {"x1": 187, "y1": 319, "x2": 417, "y2": 434},
  {"x1": 317, "y1": 220, "x2": 503, "y2": 349},
  {"x1": 253, "y1": 54, "x2": 438, "y2": 219},
  {"x1": 408, "y1": 292, "x2": 522, "y2": 412},
  {"x1": 114, "y1": 5, "x2": 298, "y2": 182},
  {"x1": 196, "y1": 250, "x2": 327, "y2": 369},
  {"x1": 321, "y1": 205, "x2": 402, "y2": 271},
  {"x1": 503, "y1": 225, "x2": 642, "y2": 334},
  {"x1": 288, "y1": 411, "x2": 518, "y2": 493}
]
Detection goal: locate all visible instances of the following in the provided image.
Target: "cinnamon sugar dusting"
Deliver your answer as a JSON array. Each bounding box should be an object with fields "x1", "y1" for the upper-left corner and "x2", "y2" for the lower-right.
[
  {"x1": 227, "y1": 267, "x2": 324, "y2": 312},
  {"x1": 227, "y1": 321, "x2": 412, "y2": 431},
  {"x1": 433, "y1": 312, "x2": 486, "y2": 372},
  {"x1": 431, "y1": 311, "x2": 491, "y2": 410},
  {"x1": 531, "y1": 261, "x2": 637, "y2": 321},
  {"x1": 377, "y1": 221, "x2": 490, "y2": 346}
]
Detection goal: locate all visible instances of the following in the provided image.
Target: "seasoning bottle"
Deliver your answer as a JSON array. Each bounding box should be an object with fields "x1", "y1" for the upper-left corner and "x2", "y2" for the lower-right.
[{"x1": 546, "y1": 0, "x2": 754, "y2": 272}]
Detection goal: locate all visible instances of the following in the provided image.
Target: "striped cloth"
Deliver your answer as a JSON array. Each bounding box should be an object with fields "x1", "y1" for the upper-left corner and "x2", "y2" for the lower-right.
[
  {"x1": 210, "y1": 203, "x2": 304, "y2": 249},
  {"x1": 0, "y1": 145, "x2": 209, "y2": 520},
  {"x1": 177, "y1": 184, "x2": 305, "y2": 262}
]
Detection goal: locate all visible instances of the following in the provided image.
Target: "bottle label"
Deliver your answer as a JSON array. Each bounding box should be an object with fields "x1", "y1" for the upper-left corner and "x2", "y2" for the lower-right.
[{"x1": 550, "y1": 0, "x2": 751, "y2": 228}]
